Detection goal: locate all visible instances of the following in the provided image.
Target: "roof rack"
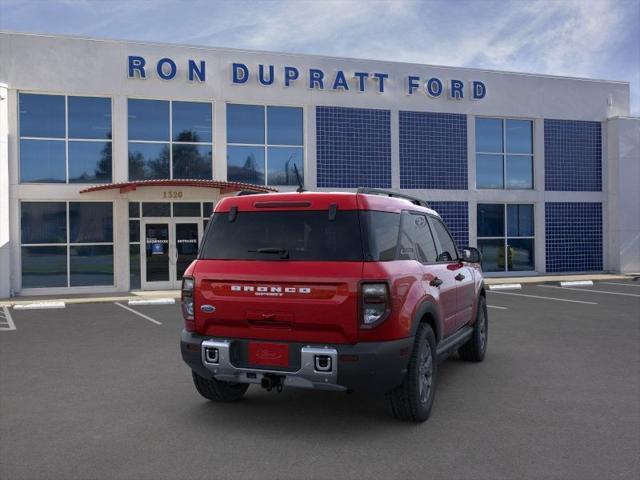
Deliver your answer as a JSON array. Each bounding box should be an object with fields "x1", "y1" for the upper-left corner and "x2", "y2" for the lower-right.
[{"x1": 356, "y1": 188, "x2": 430, "y2": 208}]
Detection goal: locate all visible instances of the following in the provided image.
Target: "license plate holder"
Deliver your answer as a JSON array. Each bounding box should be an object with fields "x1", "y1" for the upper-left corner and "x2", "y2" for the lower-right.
[{"x1": 248, "y1": 342, "x2": 289, "y2": 368}]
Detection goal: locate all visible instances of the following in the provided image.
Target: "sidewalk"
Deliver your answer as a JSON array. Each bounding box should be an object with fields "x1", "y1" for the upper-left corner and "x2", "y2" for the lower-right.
[
  {"x1": 0, "y1": 289, "x2": 180, "y2": 307},
  {"x1": 1, "y1": 273, "x2": 637, "y2": 307}
]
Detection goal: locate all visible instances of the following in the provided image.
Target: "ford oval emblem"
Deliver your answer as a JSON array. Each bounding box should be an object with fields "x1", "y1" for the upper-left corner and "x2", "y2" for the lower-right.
[{"x1": 200, "y1": 304, "x2": 215, "y2": 313}]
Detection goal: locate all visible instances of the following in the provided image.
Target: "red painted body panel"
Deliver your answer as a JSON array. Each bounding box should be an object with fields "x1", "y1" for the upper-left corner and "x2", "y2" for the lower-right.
[
  {"x1": 187, "y1": 191, "x2": 485, "y2": 346},
  {"x1": 193, "y1": 260, "x2": 362, "y2": 344}
]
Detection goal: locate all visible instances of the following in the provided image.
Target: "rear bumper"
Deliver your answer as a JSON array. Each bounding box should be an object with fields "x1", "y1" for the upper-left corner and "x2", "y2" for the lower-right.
[{"x1": 180, "y1": 330, "x2": 413, "y2": 393}]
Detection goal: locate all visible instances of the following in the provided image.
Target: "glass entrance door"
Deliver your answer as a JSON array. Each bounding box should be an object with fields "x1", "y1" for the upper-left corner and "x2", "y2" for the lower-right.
[
  {"x1": 175, "y1": 220, "x2": 201, "y2": 282},
  {"x1": 141, "y1": 218, "x2": 201, "y2": 290},
  {"x1": 143, "y1": 221, "x2": 172, "y2": 289}
]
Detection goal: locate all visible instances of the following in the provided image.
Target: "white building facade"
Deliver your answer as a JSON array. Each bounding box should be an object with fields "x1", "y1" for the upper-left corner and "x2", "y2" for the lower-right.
[{"x1": 0, "y1": 32, "x2": 638, "y2": 297}]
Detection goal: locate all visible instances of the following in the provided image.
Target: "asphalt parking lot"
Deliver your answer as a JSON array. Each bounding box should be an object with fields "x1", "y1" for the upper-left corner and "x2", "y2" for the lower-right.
[{"x1": 1, "y1": 280, "x2": 639, "y2": 480}]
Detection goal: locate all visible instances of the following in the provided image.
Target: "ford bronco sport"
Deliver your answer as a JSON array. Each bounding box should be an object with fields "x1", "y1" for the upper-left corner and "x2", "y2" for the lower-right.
[{"x1": 180, "y1": 188, "x2": 487, "y2": 422}]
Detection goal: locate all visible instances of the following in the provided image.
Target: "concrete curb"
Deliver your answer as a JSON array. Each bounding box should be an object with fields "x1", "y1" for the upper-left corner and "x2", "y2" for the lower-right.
[
  {"x1": 0, "y1": 274, "x2": 636, "y2": 307},
  {"x1": 128, "y1": 298, "x2": 176, "y2": 306},
  {"x1": 14, "y1": 302, "x2": 66, "y2": 310}
]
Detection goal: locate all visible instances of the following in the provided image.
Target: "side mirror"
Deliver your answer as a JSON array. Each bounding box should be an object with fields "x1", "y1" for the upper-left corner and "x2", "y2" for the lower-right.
[{"x1": 461, "y1": 247, "x2": 482, "y2": 264}]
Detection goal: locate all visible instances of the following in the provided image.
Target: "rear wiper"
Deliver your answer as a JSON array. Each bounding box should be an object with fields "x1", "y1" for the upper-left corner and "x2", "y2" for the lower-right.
[{"x1": 248, "y1": 247, "x2": 290, "y2": 259}]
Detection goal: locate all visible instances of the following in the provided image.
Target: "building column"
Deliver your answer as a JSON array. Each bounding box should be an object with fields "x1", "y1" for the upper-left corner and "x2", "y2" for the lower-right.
[
  {"x1": 607, "y1": 117, "x2": 640, "y2": 273},
  {"x1": 0, "y1": 84, "x2": 9, "y2": 297}
]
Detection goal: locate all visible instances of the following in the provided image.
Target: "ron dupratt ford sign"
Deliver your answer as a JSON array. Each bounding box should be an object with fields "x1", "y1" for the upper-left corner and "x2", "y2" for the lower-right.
[{"x1": 127, "y1": 56, "x2": 487, "y2": 100}]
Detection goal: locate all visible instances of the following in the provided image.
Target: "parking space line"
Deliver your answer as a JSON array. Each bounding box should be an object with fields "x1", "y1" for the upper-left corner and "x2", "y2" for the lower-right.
[
  {"x1": 601, "y1": 282, "x2": 640, "y2": 288},
  {"x1": 114, "y1": 302, "x2": 163, "y2": 325},
  {"x1": 539, "y1": 285, "x2": 640, "y2": 297},
  {"x1": 489, "y1": 291, "x2": 598, "y2": 305},
  {"x1": 487, "y1": 305, "x2": 508, "y2": 310},
  {"x1": 0, "y1": 306, "x2": 16, "y2": 331}
]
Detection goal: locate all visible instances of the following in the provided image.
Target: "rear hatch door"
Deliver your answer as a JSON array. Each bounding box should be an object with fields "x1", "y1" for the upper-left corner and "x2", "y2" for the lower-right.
[{"x1": 194, "y1": 198, "x2": 363, "y2": 344}]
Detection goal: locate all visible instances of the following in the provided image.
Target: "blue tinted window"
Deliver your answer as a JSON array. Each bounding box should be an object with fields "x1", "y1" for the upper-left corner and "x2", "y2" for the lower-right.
[
  {"x1": 21, "y1": 246, "x2": 68, "y2": 288},
  {"x1": 20, "y1": 139, "x2": 66, "y2": 183},
  {"x1": 172, "y1": 144, "x2": 212, "y2": 179},
  {"x1": 68, "y1": 141, "x2": 112, "y2": 183},
  {"x1": 477, "y1": 204, "x2": 504, "y2": 237},
  {"x1": 69, "y1": 202, "x2": 113, "y2": 243},
  {"x1": 507, "y1": 205, "x2": 534, "y2": 237},
  {"x1": 19, "y1": 93, "x2": 65, "y2": 138},
  {"x1": 227, "y1": 145, "x2": 265, "y2": 184},
  {"x1": 227, "y1": 104, "x2": 264, "y2": 144},
  {"x1": 507, "y1": 238, "x2": 534, "y2": 271},
  {"x1": 130, "y1": 244, "x2": 141, "y2": 289},
  {"x1": 203, "y1": 202, "x2": 213, "y2": 217},
  {"x1": 142, "y1": 203, "x2": 171, "y2": 217},
  {"x1": 477, "y1": 239, "x2": 504, "y2": 272},
  {"x1": 267, "y1": 106, "x2": 303, "y2": 145},
  {"x1": 130, "y1": 220, "x2": 140, "y2": 242},
  {"x1": 476, "y1": 154, "x2": 503, "y2": 189},
  {"x1": 128, "y1": 142, "x2": 170, "y2": 180},
  {"x1": 129, "y1": 202, "x2": 140, "y2": 218},
  {"x1": 476, "y1": 118, "x2": 502, "y2": 153},
  {"x1": 68, "y1": 96, "x2": 112, "y2": 139},
  {"x1": 21, "y1": 202, "x2": 67, "y2": 244},
  {"x1": 128, "y1": 99, "x2": 169, "y2": 141},
  {"x1": 267, "y1": 147, "x2": 303, "y2": 185},
  {"x1": 506, "y1": 155, "x2": 533, "y2": 189},
  {"x1": 70, "y1": 245, "x2": 114, "y2": 286},
  {"x1": 172, "y1": 102, "x2": 212, "y2": 143},
  {"x1": 506, "y1": 120, "x2": 532, "y2": 154}
]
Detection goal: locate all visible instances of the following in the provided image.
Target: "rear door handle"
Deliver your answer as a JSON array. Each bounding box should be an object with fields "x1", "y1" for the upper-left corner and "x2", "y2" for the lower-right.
[
  {"x1": 455, "y1": 273, "x2": 465, "y2": 281},
  {"x1": 429, "y1": 277, "x2": 443, "y2": 287}
]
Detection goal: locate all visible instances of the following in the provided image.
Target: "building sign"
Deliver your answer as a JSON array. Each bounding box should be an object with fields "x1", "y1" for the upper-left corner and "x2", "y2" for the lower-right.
[{"x1": 127, "y1": 56, "x2": 486, "y2": 100}]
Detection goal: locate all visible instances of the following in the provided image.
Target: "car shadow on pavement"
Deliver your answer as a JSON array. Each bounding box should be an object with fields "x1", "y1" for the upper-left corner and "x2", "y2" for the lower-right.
[{"x1": 180, "y1": 357, "x2": 471, "y2": 437}]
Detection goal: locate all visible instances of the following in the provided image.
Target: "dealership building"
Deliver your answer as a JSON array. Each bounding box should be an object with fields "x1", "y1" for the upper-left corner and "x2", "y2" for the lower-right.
[{"x1": 0, "y1": 31, "x2": 638, "y2": 297}]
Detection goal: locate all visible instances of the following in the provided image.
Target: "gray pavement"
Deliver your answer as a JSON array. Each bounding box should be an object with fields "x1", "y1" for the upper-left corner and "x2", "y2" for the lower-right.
[{"x1": 1, "y1": 280, "x2": 639, "y2": 480}]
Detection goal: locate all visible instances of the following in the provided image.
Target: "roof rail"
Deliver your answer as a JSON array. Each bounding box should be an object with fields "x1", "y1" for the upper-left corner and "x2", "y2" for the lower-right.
[{"x1": 356, "y1": 188, "x2": 430, "y2": 208}]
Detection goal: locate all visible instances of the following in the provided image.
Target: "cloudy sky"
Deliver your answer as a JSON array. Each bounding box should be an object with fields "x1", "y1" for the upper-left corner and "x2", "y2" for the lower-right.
[{"x1": 1, "y1": 0, "x2": 638, "y2": 114}]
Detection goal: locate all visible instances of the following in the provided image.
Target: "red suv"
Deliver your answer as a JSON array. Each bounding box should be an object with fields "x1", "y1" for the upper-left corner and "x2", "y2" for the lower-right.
[{"x1": 180, "y1": 188, "x2": 487, "y2": 422}]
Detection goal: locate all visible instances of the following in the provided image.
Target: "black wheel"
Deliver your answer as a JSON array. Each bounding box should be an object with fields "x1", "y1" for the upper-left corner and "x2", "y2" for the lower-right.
[
  {"x1": 384, "y1": 323, "x2": 437, "y2": 422},
  {"x1": 191, "y1": 371, "x2": 249, "y2": 402},
  {"x1": 459, "y1": 295, "x2": 488, "y2": 362}
]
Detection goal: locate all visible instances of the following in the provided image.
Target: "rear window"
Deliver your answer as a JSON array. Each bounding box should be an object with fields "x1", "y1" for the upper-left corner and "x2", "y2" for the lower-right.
[{"x1": 200, "y1": 210, "x2": 363, "y2": 261}]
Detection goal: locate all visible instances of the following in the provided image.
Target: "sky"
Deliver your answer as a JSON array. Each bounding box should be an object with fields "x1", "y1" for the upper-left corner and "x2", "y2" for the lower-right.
[{"x1": 1, "y1": 0, "x2": 639, "y2": 114}]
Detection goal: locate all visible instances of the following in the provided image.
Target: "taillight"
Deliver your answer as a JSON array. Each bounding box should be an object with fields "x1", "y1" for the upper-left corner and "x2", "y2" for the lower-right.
[
  {"x1": 360, "y1": 283, "x2": 390, "y2": 329},
  {"x1": 182, "y1": 277, "x2": 195, "y2": 331}
]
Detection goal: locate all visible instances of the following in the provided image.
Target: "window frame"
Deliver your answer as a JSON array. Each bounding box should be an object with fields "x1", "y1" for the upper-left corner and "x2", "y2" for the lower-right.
[
  {"x1": 19, "y1": 200, "x2": 115, "y2": 289},
  {"x1": 427, "y1": 215, "x2": 461, "y2": 263},
  {"x1": 18, "y1": 92, "x2": 114, "y2": 184},
  {"x1": 127, "y1": 98, "x2": 214, "y2": 181},
  {"x1": 226, "y1": 102, "x2": 306, "y2": 186},
  {"x1": 476, "y1": 202, "x2": 536, "y2": 272},
  {"x1": 475, "y1": 116, "x2": 534, "y2": 190}
]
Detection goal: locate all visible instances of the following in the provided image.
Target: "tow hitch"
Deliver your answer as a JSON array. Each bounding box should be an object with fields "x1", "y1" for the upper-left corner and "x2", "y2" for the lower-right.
[{"x1": 261, "y1": 374, "x2": 285, "y2": 392}]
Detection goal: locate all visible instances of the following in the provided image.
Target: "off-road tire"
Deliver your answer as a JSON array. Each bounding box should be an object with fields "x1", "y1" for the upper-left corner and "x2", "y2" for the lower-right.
[
  {"x1": 384, "y1": 323, "x2": 437, "y2": 422},
  {"x1": 192, "y1": 371, "x2": 249, "y2": 402},
  {"x1": 459, "y1": 295, "x2": 488, "y2": 362}
]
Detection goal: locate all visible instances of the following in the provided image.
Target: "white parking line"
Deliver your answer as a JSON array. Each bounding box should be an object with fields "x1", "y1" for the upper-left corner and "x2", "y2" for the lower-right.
[
  {"x1": 114, "y1": 302, "x2": 163, "y2": 325},
  {"x1": 539, "y1": 285, "x2": 640, "y2": 298},
  {"x1": 489, "y1": 291, "x2": 598, "y2": 305},
  {"x1": 601, "y1": 282, "x2": 640, "y2": 288},
  {"x1": 0, "y1": 306, "x2": 16, "y2": 331},
  {"x1": 488, "y1": 305, "x2": 508, "y2": 310}
]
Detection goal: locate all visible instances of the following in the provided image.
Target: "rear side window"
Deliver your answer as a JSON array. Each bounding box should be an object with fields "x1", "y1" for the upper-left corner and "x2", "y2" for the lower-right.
[
  {"x1": 360, "y1": 211, "x2": 401, "y2": 261},
  {"x1": 200, "y1": 210, "x2": 363, "y2": 261},
  {"x1": 428, "y1": 216, "x2": 458, "y2": 262},
  {"x1": 399, "y1": 212, "x2": 438, "y2": 263}
]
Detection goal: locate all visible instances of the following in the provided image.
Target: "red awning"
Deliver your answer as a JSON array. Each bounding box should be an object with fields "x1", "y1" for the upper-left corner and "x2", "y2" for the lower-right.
[{"x1": 79, "y1": 179, "x2": 277, "y2": 194}]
